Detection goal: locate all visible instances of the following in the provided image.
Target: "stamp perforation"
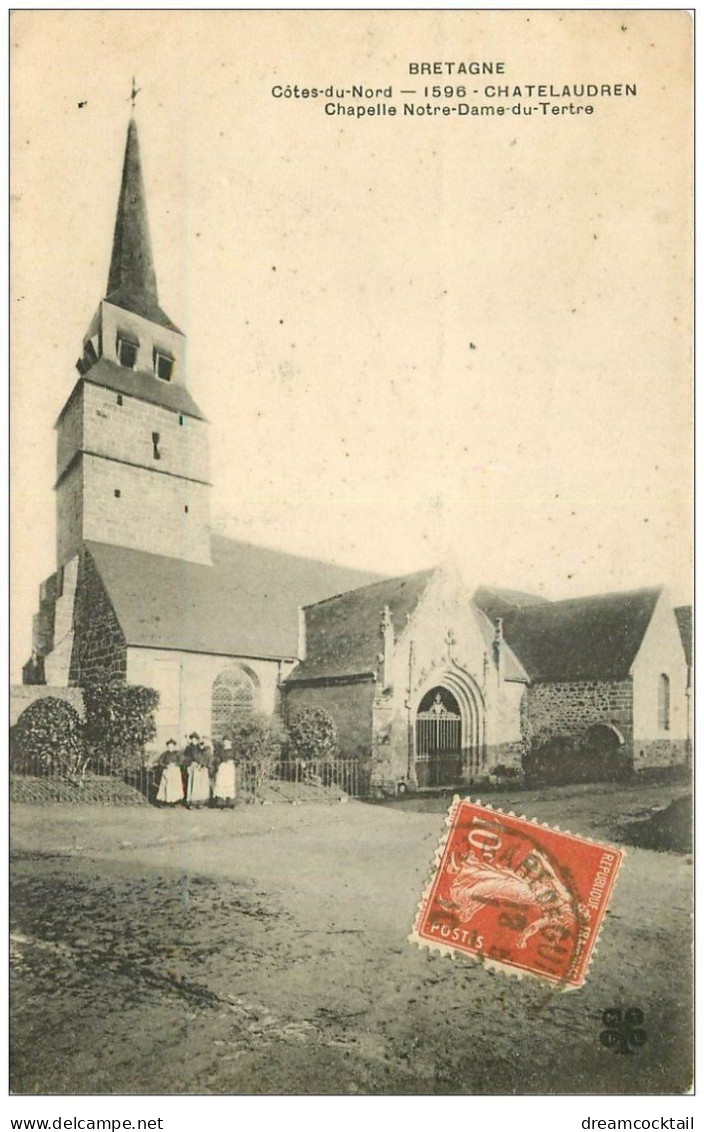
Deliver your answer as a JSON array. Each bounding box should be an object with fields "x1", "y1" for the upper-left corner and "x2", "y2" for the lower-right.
[{"x1": 409, "y1": 795, "x2": 625, "y2": 991}]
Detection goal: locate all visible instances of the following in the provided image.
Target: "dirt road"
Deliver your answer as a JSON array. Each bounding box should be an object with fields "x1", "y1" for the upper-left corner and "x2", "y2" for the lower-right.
[{"x1": 10, "y1": 782, "x2": 692, "y2": 1094}]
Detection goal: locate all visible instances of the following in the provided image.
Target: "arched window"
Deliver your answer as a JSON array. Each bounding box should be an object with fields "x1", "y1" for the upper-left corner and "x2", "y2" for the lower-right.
[
  {"x1": 658, "y1": 674, "x2": 670, "y2": 731},
  {"x1": 211, "y1": 666, "x2": 258, "y2": 740}
]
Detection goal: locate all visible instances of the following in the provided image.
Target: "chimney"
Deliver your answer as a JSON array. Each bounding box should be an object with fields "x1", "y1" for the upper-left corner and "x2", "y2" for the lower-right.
[{"x1": 298, "y1": 606, "x2": 307, "y2": 661}]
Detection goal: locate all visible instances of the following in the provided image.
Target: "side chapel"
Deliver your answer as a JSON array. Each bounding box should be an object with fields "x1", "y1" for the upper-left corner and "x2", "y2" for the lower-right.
[{"x1": 22, "y1": 112, "x2": 691, "y2": 787}]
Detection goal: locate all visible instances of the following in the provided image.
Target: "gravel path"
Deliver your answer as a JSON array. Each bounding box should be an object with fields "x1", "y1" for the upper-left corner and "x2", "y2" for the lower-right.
[{"x1": 10, "y1": 783, "x2": 692, "y2": 1095}]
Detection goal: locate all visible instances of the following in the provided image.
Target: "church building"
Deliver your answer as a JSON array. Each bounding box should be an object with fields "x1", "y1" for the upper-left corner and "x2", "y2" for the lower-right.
[
  {"x1": 21, "y1": 112, "x2": 691, "y2": 785},
  {"x1": 23, "y1": 113, "x2": 379, "y2": 747}
]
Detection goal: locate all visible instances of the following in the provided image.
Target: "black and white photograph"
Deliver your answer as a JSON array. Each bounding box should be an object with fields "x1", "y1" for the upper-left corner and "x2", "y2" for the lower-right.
[{"x1": 9, "y1": 9, "x2": 693, "y2": 1102}]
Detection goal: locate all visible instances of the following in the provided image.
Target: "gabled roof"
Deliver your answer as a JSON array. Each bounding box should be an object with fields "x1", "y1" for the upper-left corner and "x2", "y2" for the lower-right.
[
  {"x1": 286, "y1": 568, "x2": 437, "y2": 683},
  {"x1": 86, "y1": 537, "x2": 382, "y2": 660},
  {"x1": 675, "y1": 606, "x2": 692, "y2": 667},
  {"x1": 473, "y1": 585, "x2": 549, "y2": 622},
  {"x1": 471, "y1": 605, "x2": 530, "y2": 684},
  {"x1": 502, "y1": 587, "x2": 663, "y2": 682},
  {"x1": 65, "y1": 358, "x2": 206, "y2": 422},
  {"x1": 105, "y1": 117, "x2": 180, "y2": 334}
]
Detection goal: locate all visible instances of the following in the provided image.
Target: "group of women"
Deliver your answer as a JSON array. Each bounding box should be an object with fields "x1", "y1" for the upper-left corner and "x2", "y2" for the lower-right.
[{"x1": 155, "y1": 732, "x2": 237, "y2": 809}]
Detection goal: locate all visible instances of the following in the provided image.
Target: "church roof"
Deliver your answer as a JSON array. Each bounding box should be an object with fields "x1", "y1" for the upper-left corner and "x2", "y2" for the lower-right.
[
  {"x1": 80, "y1": 358, "x2": 206, "y2": 421},
  {"x1": 674, "y1": 605, "x2": 692, "y2": 667},
  {"x1": 501, "y1": 586, "x2": 663, "y2": 682},
  {"x1": 286, "y1": 568, "x2": 437, "y2": 683},
  {"x1": 105, "y1": 117, "x2": 181, "y2": 334},
  {"x1": 473, "y1": 585, "x2": 549, "y2": 622},
  {"x1": 86, "y1": 537, "x2": 383, "y2": 660}
]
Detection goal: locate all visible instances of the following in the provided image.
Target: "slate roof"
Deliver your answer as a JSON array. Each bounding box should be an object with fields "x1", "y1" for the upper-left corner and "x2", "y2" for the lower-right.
[
  {"x1": 64, "y1": 359, "x2": 206, "y2": 422},
  {"x1": 674, "y1": 606, "x2": 692, "y2": 667},
  {"x1": 86, "y1": 537, "x2": 383, "y2": 660},
  {"x1": 501, "y1": 587, "x2": 663, "y2": 682},
  {"x1": 105, "y1": 289, "x2": 181, "y2": 336},
  {"x1": 471, "y1": 606, "x2": 530, "y2": 684},
  {"x1": 286, "y1": 568, "x2": 437, "y2": 683},
  {"x1": 105, "y1": 117, "x2": 180, "y2": 334},
  {"x1": 473, "y1": 585, "x2": 549, "y2": 622}
]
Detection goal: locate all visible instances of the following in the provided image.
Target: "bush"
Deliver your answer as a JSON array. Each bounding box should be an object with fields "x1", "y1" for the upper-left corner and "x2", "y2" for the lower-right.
[
  {"x1": 12, "y1": 697, "x2": 86, "y2": 776},
  {"x1": 226, "y1": 713, "x2": 286, "y2": 796},
  {"x1": 523, "y1": 734, "x2": 574, "y2": 784},
  {"x1": 523, "y1": 731, "x2": 631, "y2": 785},
  {"x1": 288, "y1": 706, "x2": 338, "y2": 762},
  {"x1": 490, "y1": 764, "x2": 524, "y2": 781},
  {"x1": 83, "y1": 681, "x2": 159, "y2": 772}
]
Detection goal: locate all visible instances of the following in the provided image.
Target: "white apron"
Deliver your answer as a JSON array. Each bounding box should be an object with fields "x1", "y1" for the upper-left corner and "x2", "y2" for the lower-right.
[
  {"x1": 187, "y1": 762, "x2": 211, "y2": 805},
  {"x1": 214, "y1": 759, "x2": 237, "y2": 800},
  {"x1": 157, "y1": 763, "x2": 184, "y2": 805}
]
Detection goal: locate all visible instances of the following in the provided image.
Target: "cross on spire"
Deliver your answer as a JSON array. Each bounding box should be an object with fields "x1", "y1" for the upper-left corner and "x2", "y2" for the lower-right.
[{"x1": 129, "y1": 77, "x2": 141, "y2": 112}]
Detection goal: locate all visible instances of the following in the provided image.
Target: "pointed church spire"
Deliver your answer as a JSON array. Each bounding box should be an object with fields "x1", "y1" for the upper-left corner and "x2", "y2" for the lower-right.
[
  {"x1": 107, "y1": 115, "x2": 158, "y2": 306},
  {"x1": 105, "y1": 108, "x2": 180, "y2": 333}
]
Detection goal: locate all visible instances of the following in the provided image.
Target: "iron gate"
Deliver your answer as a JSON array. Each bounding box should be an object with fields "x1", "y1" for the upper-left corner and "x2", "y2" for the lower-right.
[{"x1": 415, "y1": 692, "x2": 462, "y2": 787}]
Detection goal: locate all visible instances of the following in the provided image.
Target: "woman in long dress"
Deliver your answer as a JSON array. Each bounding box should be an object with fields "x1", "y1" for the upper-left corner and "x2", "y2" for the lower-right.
[
  {"x1": 213, "y1": 740, "x2": 237, "y2": 809},
  {"x1": 186, "y1": 744, "x2": 212, "y2": 809},
  {"x1": 156, "y1": 743, "x2": 184, "y2": 806}
]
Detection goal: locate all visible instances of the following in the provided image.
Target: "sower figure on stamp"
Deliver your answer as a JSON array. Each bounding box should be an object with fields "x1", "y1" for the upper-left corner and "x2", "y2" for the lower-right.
[
  {"x1": 213, "y1": 739, "x2": 237, "y2": 809},
  {"x1": 156, "y1": 740, "x2": 184, "y2": 807}
]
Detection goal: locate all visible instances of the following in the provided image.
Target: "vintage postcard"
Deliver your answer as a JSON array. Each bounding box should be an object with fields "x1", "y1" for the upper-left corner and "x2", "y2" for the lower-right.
[{"x1": 10, "y1": 10, "x2": 692, "y2": 1099}]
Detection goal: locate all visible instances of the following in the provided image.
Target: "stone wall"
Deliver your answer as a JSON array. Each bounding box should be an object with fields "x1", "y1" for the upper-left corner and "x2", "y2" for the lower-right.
[
  {"x1": 631, "y1": 593, "x2": 689, "y2": 745},
  {"x1": 635, "y1": 739, "x2": 690, "y2": 772},
  {"x1": 56, "y1": 461, "x2": 84, "y2": 566},
  {"x1": 83, "y1": 383, "x2": 210, "y2": 485},
  {"x1": 284, "y1": 679, "x2": 376, "y2": 759},
  {"x1": 82, "y1": 453, "x2": 211, "y2": 565},
  {"x1": 525, "y1": 679, "x2": 634, "y2": 749},
  {"x1": 55, "y1": 358, "x2": 211, "y2": 568},
  {"x1": 69, "y1": 550, "x2": 127, "y2": 684},
  {"x1": 10, "y1": 684, "x2": 84, "y2": 727},
  {"x1": 56, "y1": 386, "x2": 84, "y2": 480}
]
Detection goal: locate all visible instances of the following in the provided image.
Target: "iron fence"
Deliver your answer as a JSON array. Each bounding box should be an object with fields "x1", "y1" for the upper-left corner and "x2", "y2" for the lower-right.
[{"x1": 10, "y1": 755, "x2": 371, "y2": 806}]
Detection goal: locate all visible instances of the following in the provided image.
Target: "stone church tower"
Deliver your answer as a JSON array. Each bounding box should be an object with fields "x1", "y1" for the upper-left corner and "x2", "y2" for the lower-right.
[
  {"x1": 23, "y1": 109, "x2": 380, "y2": 715},
  {"x1": 56, "y1": 114, "x2": 211, "y2": 569}
]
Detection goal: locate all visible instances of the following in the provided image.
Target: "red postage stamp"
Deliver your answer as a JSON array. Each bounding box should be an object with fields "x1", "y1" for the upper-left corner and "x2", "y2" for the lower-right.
[{"x1": 410, "y1": 798, "x2": 623, "y2": 989}]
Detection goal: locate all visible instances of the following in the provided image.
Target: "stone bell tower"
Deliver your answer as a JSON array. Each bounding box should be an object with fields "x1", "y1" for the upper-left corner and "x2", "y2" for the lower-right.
[{"x1": 54, "y1": 112, "x2": 212, "y2": 568}]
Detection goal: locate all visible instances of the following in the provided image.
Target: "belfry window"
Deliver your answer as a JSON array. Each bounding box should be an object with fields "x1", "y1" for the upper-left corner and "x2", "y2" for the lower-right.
[
  {"x1": 154, "y1": 349, "x2": 174, "y2": 382},
  {"x1": 116, "y1": 334, "x2": 139, "y2": 369}
]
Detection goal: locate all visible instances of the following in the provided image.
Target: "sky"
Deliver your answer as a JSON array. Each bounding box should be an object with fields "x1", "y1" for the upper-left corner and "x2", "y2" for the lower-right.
[{"x1": 10, "y1": 10, "x2": 692, "y2": 680}]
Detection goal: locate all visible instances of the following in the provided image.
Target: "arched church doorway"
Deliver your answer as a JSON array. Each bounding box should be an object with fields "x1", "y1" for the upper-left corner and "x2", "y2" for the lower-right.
[
  {"x1": 211, "y1": 665, "x2": 259, "y2": 741},
  {"x1": 415, "y1": 687, "x2": 462, "y2": 787}
]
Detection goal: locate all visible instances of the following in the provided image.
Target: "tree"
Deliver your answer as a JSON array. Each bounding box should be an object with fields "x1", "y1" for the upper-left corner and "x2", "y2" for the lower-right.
[
  {"x1": 83, "y1": 681, "x2": 159, "y2": 772},
  {"x1": 226, "y1": 713, "x2": 285, "y2": 797},
  {"x1": 12, "y1": 697, "x2": 86, "y2": 776},
  {"x1": 288, "y1": 706, "x2": 338, "y2": 762}
]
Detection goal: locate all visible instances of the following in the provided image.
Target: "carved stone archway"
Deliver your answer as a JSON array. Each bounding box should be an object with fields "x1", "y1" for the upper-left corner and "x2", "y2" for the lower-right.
[{"x1": 413, "y1": 665, "x2": 485, "y2": 786}]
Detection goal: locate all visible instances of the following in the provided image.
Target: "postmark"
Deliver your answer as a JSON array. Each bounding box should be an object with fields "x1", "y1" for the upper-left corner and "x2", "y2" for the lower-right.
[{"x1": 410, "y1": 797, "x2": 623, "y2": 989}]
